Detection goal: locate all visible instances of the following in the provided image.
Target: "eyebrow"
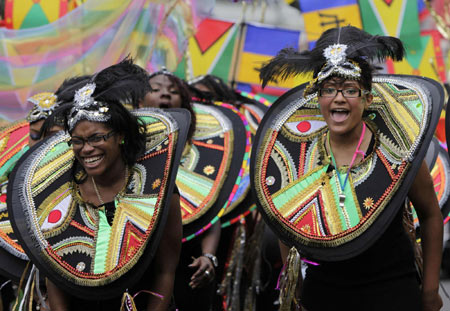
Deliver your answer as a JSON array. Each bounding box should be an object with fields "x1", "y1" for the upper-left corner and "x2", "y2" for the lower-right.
[
  {"x1": 322, "y1": 82, "x2": 359, "y2": 87},
  {"x1": 150, "y1": 82, "x2": 176, "y2": 87},
  {"x1": 71, "y1": 133, "x2": 106, "y2": 139}
]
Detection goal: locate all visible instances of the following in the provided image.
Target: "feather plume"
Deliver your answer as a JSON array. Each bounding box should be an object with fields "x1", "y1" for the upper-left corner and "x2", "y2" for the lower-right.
[
  {"x1": 259, "y1": 48, "x2": 312, "y2": 88},
  {"x1": 259, "y1": 26, "x2": 405, "y2": 89}
]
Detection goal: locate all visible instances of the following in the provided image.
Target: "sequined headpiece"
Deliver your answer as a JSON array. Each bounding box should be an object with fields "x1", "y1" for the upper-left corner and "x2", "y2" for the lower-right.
[
  {"x1": 316, "y1": 44, "x2": 362, "y2": 83},
  {"x1": 67, "y1": 83, "x2": 110, "y2": 131},
  {"x1": 148, "y1": 66, "x2": 175, "y2": 80},
  {"x1": 259, "y1": 26, "x2": 405, "y2": 93},
  {"x1": 26, "y1": 92, "x2": 59, "y2": 123},
  {"x1": 187, "y1": 75, "x2": 206, "y2": 85}
]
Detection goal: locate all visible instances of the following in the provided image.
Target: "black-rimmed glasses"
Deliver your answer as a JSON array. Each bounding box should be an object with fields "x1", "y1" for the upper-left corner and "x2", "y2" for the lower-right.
[
  {"x1": 319, "y1": 88, "x2": 368, "y2": 98},
  {"x1": 68, "y1": 131, "x2": 115, "y2": 149}
]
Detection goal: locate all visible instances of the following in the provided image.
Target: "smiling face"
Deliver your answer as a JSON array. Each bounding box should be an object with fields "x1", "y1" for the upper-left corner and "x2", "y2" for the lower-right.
[
  {"x1": 71, "y1": 121, "x2": 124, "y2": 178},
  {"x1": 141, "y1": 74, "x2": 182, "y2": 109},
  {"x1": 318, "y1": 77, "x2": 372, "y2": 137}
]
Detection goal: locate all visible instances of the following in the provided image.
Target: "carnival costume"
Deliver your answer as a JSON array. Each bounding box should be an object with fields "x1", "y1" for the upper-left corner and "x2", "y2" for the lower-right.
[
  {"x1": 213, "y1": 94, "x2": 270, "y2": 310},
  {"x1": 0, "y1": 93, "x2": 60, "y2": 282},
  {"x1": 7, "y1": 83, "x2": 189, "y2": 300},
  {"x1": 410, "y1": 137, "x2": 450, "y2": 226},
  {"x1": 146, "y1": 69, "x2": 246, "y2": 241},
  {"x1": 253, "y1": 26, "x2": 443, "y2": 309},
  {"x1": 177, "y1": 102, "x2": 246, "y2": 241}
]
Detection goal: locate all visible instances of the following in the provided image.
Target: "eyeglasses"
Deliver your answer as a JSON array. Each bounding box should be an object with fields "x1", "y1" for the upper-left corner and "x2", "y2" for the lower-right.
[
  {"x1": 68, "y1": 131, "x2": 115, "y2": 149},
  {"x1": 318, "y1": 88, "x2": 367, "y2": 98}
]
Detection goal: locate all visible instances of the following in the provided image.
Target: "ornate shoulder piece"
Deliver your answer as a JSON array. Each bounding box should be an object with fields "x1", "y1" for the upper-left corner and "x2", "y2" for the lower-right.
[
  {"x1": 251, "y1": 75, "x2": 443, "y2": 261},
  {"x1": 7, "y1": 108, "x2": 189, "y2": 298},
  {"x1": 178, "y1": 103, "x2": 247, "y2": 241}
]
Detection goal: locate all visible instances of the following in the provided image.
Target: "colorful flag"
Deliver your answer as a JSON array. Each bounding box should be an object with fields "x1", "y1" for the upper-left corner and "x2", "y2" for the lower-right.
[
  {"x1": 3, "y1": 0, "x2": 82, "y2": 29},
  {"x1": 285, "y1": 0, "x2": 300, "y2": 10},
  {"x1": 234, "y1": 23, "x2": 308, "y2": 95},
  {"x1": 174, "y1": 17, "x2": 239, "y2": 82},
  {"x1": 299, "y1": 0, "x2": 362, "y2": 42},
  {"x1": 0, "y1": 0, "x2": 199, "y2": 121},
  {"x1": 359, "y1": 0, "x2": 422, "y2": 51},
  {"x1": 386, "y1": 30, "x2": 446, "y2": 82}
]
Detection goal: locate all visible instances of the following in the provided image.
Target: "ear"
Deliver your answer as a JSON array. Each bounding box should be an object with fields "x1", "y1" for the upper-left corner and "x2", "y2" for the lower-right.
[
  {"x1": 117, "y1": 133, "x2": 125, "y2": 145},
  {"x1": 364, "y1": 93, "x2": 373, "y2": 110}
]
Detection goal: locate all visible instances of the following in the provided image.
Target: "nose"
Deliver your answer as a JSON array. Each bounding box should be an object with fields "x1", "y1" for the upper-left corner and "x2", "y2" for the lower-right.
[
  {"x1": 160, "y1": 88, "x2": 171, "y2": 97},
  {"x1": 80, "y1": 141, "x2": 95, "y2": 153},
  {"x1": 333, "y1": 90, "x2": 346, "y2": 101}
]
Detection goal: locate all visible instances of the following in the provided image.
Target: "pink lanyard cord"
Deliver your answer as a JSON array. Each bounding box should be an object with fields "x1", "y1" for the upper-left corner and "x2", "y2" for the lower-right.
[{"x1": 328, "y1": 122, "x2": 366, "y2": 192}]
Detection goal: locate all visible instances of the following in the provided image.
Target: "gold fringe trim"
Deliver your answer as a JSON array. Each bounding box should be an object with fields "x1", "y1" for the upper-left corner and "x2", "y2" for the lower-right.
[{"x1": 279, "y1": 247, "x2": 301, "y2": 311}]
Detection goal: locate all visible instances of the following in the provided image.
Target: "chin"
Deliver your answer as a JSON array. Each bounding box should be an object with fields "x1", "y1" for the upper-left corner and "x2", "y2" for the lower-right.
[{"x1": 83, "y1": 166, "x2": 105, "y2": 177}]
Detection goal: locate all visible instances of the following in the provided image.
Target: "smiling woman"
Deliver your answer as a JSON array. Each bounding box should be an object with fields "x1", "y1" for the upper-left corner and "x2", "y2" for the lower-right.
[
  {"x1": 8, "y1": 61, "x2": 188, "y2": 311},
  {"x1": 255, "y1": 26, "x2": 444, "y2": 311}
]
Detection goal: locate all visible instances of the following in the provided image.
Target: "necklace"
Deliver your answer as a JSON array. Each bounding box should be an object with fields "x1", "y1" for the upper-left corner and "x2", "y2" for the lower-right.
[
  {"x1": 92, "y1": 166, "x2": 129, "y2": 206},
  {"x1": 327, "y1": 122, "x2": 366, "y2": 209}
]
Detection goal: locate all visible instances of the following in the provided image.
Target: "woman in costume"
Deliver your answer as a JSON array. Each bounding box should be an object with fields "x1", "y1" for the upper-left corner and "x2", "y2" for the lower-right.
[
  {"x1": 188, "y1": 74, "x2": 281, "y2": 310},
  {"x1": 256, "y1": 26, "x2": 443, "y2": 310},
  {"x1": 31, "y1": 69, "x2": 184, "y2": 311},
  {"x1": 0, "y1": 92, "x2": 65, "y2": 311},
  {"x1": 141, "y1": 69, "x2": 222, "y2": 310}
]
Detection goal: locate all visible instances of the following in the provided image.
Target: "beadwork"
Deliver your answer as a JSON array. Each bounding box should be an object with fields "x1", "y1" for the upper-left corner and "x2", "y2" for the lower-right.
[
  {"x1": 8, "y1": 109, "x2": 186, "y2": 296},
  {"x1": 252, "y1": 75, "x2": 441, "y2": 260}
]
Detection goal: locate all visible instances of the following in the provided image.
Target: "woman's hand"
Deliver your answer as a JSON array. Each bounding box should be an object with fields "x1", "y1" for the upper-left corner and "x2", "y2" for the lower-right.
[
  {"x1": 188, "y1": 256, "x2": 215, "y2": 289},
  {"x1": 422, "y1": 288, "x2": 442, "y2": 311}
]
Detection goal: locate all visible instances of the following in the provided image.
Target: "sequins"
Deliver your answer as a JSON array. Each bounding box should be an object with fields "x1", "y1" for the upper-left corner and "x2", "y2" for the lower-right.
[
  {"x1": 152, "y1": 179, "x2": 161, "y2": 189},
  {"x1": 266, "y1": 176, "x2": 275, "y2": 186},
  {"x1": 203, "y1": 165, "x2": 215, "y2": 176},
  {"x1": 363, "y1": 197, "x2": 374, "y2": 210},
  {"x1": 76, "y1": 262, "x2": 86, "y2": 272}
]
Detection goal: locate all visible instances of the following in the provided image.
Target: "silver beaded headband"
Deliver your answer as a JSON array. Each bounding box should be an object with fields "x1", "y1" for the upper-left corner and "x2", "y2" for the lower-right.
[
  {"x1": 148, "y1": 66, "x2": 175, "y2": 80},
  {"x1": 67, "y1": 83, "x2": 110, "y2": 131},
  {"x1": 187, "y1": 75, "x2": 206, "y2": 85},
  {"x1": 317, "y1": 44, "x2": 362, "y2": 83},
  {"x1": 26, "y1": 92, "x2": 59, "y2": 123}
]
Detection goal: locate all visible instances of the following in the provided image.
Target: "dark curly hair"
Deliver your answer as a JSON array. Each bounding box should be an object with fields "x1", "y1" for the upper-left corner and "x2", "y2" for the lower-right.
[{"x1": 189, "y1": 74, "x2": 237, "y2": 103}]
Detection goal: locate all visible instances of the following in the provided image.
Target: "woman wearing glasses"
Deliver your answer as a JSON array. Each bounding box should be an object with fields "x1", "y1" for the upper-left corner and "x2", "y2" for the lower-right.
[
  {"x1": 255, "y1": 26, "x2": 443, "y2": 310},
  {"x1": 9, "y1": 65, "x2": 186, "y2": 311}
]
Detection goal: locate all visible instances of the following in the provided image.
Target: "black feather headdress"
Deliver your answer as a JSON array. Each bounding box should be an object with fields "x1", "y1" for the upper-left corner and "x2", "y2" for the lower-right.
[
  {"x1": 47, "y1": 57, "x2": 152, "y2": 131},
  {"x1": 259, "y1": 26, "x2": 405, "y2": 91}
]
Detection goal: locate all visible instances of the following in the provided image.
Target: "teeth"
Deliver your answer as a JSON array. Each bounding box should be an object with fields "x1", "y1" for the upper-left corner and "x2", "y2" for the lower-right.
[{"x1": 84, "y1": 156, "x2": 102, "y2": 163}]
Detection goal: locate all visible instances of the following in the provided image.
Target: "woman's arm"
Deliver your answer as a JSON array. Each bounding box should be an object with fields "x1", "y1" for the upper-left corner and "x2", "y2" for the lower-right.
[
  {"x1": 146, "y1": 193, "x2": 182, "y2": 311},
  {"x1": 408, "y1": 160, "x2": 443, "y2": 311},
  {"x1": 188, "y1": 220, "x2": 221, "y2": 289}
]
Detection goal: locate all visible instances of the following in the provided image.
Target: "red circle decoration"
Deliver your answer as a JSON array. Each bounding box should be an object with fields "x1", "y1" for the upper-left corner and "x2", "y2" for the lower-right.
[
  {"x1": 48, "y1": 210, "x2": 62, "y2": 224},
  {"x1": 0, "y1": 194, "x2": 6, "y2": 203},
  {"x1": 297, "y1": 121, "x2": 311, "y2": 133}
]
